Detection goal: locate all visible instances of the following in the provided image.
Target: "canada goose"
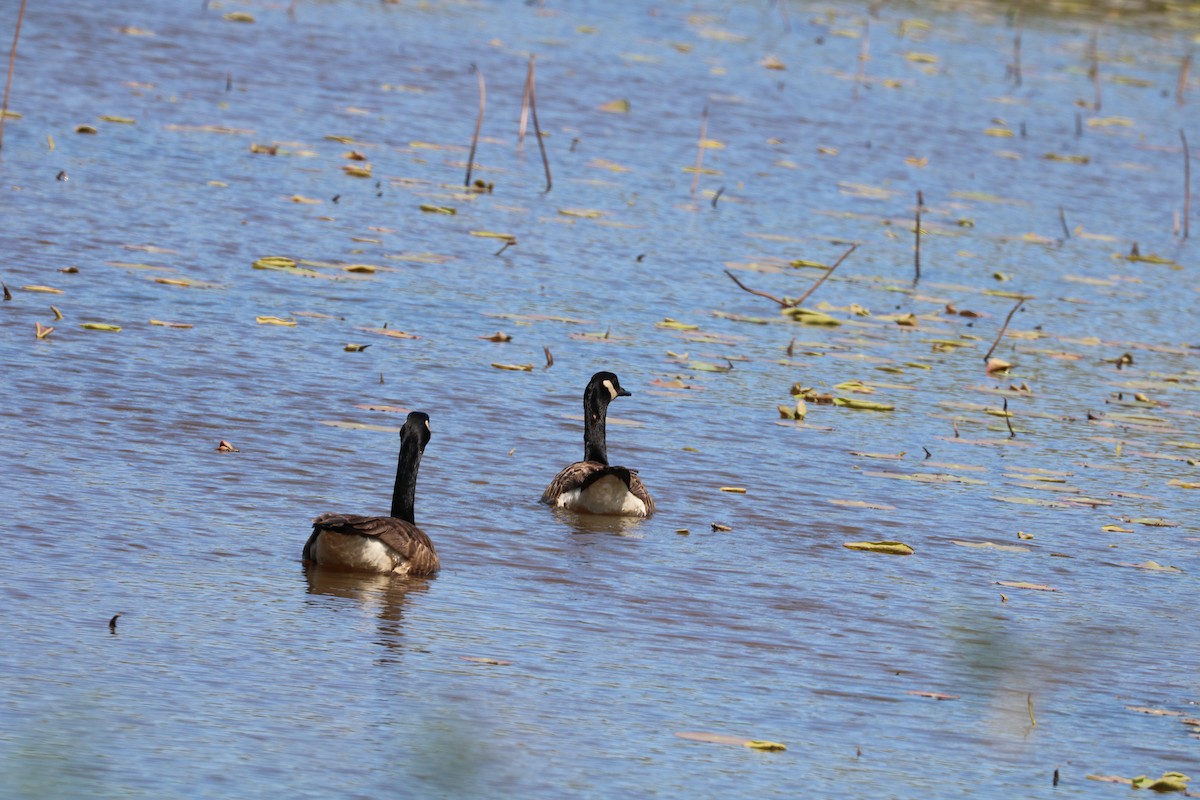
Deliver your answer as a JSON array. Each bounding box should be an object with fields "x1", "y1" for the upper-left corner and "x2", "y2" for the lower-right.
[
  {"x1": 303, "y1": 411, "x2": 440, "y2": 575},
  {"x1": 541, "y1": 371, "x2": 655, "y2": 517}
]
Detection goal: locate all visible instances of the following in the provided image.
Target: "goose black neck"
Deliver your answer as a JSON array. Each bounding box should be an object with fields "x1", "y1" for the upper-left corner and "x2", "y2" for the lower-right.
[
  {"x1": 390, "y1": 436, "x2": 423, "y2": 523},
  {"x1": 582, "y1": 387, "x2": 610, "y2": 465}
]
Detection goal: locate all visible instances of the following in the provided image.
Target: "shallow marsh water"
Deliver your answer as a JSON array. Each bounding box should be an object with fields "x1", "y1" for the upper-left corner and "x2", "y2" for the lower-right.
[{"x1": 1, "y1": 0, "x2": 1198, "y2": 797}]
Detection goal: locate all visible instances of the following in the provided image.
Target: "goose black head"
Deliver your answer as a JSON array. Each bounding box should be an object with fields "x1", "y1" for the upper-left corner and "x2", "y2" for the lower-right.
[
  {"x1": 586, "y1": 371, "x2": 631, "y2": 405},
  {"x1": 401, "y1": 411, "x2": 432, "y2": 452}
]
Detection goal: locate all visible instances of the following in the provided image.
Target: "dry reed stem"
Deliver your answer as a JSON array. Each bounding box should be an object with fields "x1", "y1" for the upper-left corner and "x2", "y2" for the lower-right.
[
  {"x1": 1059, "y1": 207, "x2": 1070, "y2": 239},
  {"x1": 1181, "y1": 129, "x2": 1192, "y2": 241},
  {"x1": 914, "y1": 190, "x2": 923, "y2": 283},
  {"x1": 465, "y1": 65, "x2": 486, "y2": 187},
  {"x1": 526, "y1": 55, "x2": 551, "y2": 192},
  {"x1": 0, "y1": 0, "x2": 29, "y2": 155},
  {"x1": 983, "y1": 298, "x2": 1025, "y2": 362},
  {"x1": 1011, "y1": 7, "x2": 1023, "y2": 87},
  {"x1": 690, "y1": 105, "x2": 708, "y2": 197}
]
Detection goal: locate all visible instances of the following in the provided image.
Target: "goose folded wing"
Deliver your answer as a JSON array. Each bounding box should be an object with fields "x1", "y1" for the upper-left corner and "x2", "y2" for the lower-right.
[{"x1": 309, "y1": 513, "x2": 436, "y2": 561}]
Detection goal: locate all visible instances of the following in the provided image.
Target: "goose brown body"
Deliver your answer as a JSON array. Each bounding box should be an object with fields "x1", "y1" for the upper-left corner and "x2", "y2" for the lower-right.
[{"x1": 303, "y1": 411, "x2": 440, "y2": 575}]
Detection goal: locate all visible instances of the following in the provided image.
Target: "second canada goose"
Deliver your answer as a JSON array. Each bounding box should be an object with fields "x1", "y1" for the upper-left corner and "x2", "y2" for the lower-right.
[
  {"x1": 303, "y1": 411, "x2": 440, "y2": 575},
  {"x1": 541, "y1": 371, "x2": 655, "y2": 517}
]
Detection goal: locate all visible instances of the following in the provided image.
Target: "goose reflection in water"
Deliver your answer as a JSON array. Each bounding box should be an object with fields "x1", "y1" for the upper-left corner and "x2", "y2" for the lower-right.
[{"x1": 303, "y1": 566, "x2": 432, "y2": 660}]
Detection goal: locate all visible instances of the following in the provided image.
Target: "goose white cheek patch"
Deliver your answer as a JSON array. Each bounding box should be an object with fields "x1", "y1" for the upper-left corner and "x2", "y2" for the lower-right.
[{"x1": 603, "y1": 379, "x2": 618, "y2": 400}]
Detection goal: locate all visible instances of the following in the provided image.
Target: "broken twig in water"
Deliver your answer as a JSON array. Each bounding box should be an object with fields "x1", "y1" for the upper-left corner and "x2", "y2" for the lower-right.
[
  {"x1": 724, "y1": 243, "x2": 858, "y2": 309},
  {"x1": 525, "y1": 55, "x2": 552, "y2": 192},
  {"x1": 983, "y1": 297, "x2": 1025, "y2": 362},
  {"x1": 1003, "y1": 397, "x2": 1016, "y2": 438},
  {"x1": 914, "y1": 191, "x2": 923, "y2": 283},
  {"x1": 724, "y1": 269, "x2": 790, "y2": 307},
  {"x1": 690, "y1": 105, "x2": 708, "y2": 197},
  {"x1": 1181, "y1": 129, "x2": 1191, "y2": 241},
  {"x1": 794, "y1": 243, "x2": 858, "y2": 307},
  {"x1": 465, "y1": 65, "x2": 486, "y2": 188},
  {"x1": 0, "y1": 0, "x2": 29, "y2": 154}
]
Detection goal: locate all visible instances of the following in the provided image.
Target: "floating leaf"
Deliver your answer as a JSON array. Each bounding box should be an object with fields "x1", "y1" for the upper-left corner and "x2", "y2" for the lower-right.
[
  {"x1": 834, "y1": 398, "x2": 894, "y2": 411},
  {"x1": 255, "y1": 316, "x2": 295, "y2": 326},
  {"x1": 843, "y1": 541, "x2": 914, "y2": 555},
  {"x1": 951, "y1": 540, "x2": 1031, "y2": 553},
  {"x1": 719, "y1": 487, "x2": 746, "y2": 494},
  {"x1": 491, "y1": 363, "x2": 534, "y2": 371},
  {"x1": 21, "y1": 285, "x2": 64, "y2": 294},
  {"x1": 1043, "y1": 152, "x2": 1090, "y2": 164},
  {"x1": 80, "y1": 322, "x2": 122, "y2": 331},
  {"x1": 343, "y1": 164, "x2": 372, "y2": 178},
  {"x1": 782, "y1": 307, "x2": 840, "y2": 326},
  {"x1": 223, "y1": 11, "x2": 255, "y2": 22},
  {"x1": 470, "y1": 231, "x2": 516, "y2": 241},
  {"x1": 149, "y1": 319, "x2": 192, "y2": 328},
  {"x1": 1118, "y1": 560, "x2": 1181, "y2": 573},
  {"x1": 75, "y1": 124, "x2": 98, "y2": 134},
  {"x1": 1130, "y1": 772, "x2": 1190, "y2": 792},
  {"x1": 828, "y1": 499, "x2": 896, "y2": 510},
  {"x1": 419, "y1": 204, "x2": 456, "y2": 215},
  {"x1": 657, "y1": 318, "x2": 700, "y2": 331},
  {"x1": 675, "y1": 732, "x2": 785, "y2": 750},
  {"x1": 358, "y1": 326, "x2": 418, "y2": 339},
  {"x1": 995, "y1": 581, "x2": 1058, "y2": 592},
  {"x1": 598, "y1": 99, "x2": 630, "y2": 113},
  {"x1": 343, "y1": 343, "x2": 371, "y2": 352},
  {"x1": 558, "y1": 208, "x2": 603, "y2": 219},
  {"x1": 319, "y1": 421, "x2": 400, "y2": 433},
  {"x1": 1167, "y1": 479, "x2": 1200, "y2": 489}
]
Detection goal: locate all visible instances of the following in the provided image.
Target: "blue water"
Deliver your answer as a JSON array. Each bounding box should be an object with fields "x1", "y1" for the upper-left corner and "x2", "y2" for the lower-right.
[{"x1": 1, "y1": 1, "x2": 1197, "y2": 797}]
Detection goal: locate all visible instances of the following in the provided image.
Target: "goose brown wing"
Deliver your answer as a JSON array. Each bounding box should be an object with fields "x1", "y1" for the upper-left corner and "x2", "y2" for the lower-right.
[
  {"x1": 541, "y1": 460, "x2": 605, "y2": 504},
  {"x1": 308, "y1": 513, "x2": 440, "y2": 574},
  {"x1": 625, "y1": 470, "x2": 655, "y2": 517}
]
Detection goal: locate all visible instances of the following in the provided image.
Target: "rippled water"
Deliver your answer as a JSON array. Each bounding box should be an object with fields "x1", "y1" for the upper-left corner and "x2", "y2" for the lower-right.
[{"x1": 2, "y1": 1, "x2": 1197, "y2": 797}]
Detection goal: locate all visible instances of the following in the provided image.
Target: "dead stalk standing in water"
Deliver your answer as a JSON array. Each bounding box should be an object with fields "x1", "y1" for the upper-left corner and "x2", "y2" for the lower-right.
[
  {"x1": 1181, "y1": 129, "x2": 1191, "y2": 241},
  {"x1": 0, "y1": 0, "x2": 29, "y2": 155},
  {"x1": 1089, "y1": 30, "x2": 1102, "y2": 111},
  {"x1": 524, "y1": 55, "x2": 552, "y2": 192},
  {"x1": 914, "y1": 190, "x2": 923, "y2": 283},
  {"x1": 1010, "y1": 5, "x2": 1023, "y2": 86},
  {"x1": 984, "y1": 298, "x2": 1025, "y2": 362},
  {"x1": 465, "y1": 65, "x2": 486, "y2": 188},
  {"x1": 690, "y1": 105, "x2": 708, "y2": 198}
]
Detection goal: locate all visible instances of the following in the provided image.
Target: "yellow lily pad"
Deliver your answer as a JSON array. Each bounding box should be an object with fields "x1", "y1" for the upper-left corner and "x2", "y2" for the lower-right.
[{"x1": 843, "y1": 541, "x2": 914, "y2": 555}]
